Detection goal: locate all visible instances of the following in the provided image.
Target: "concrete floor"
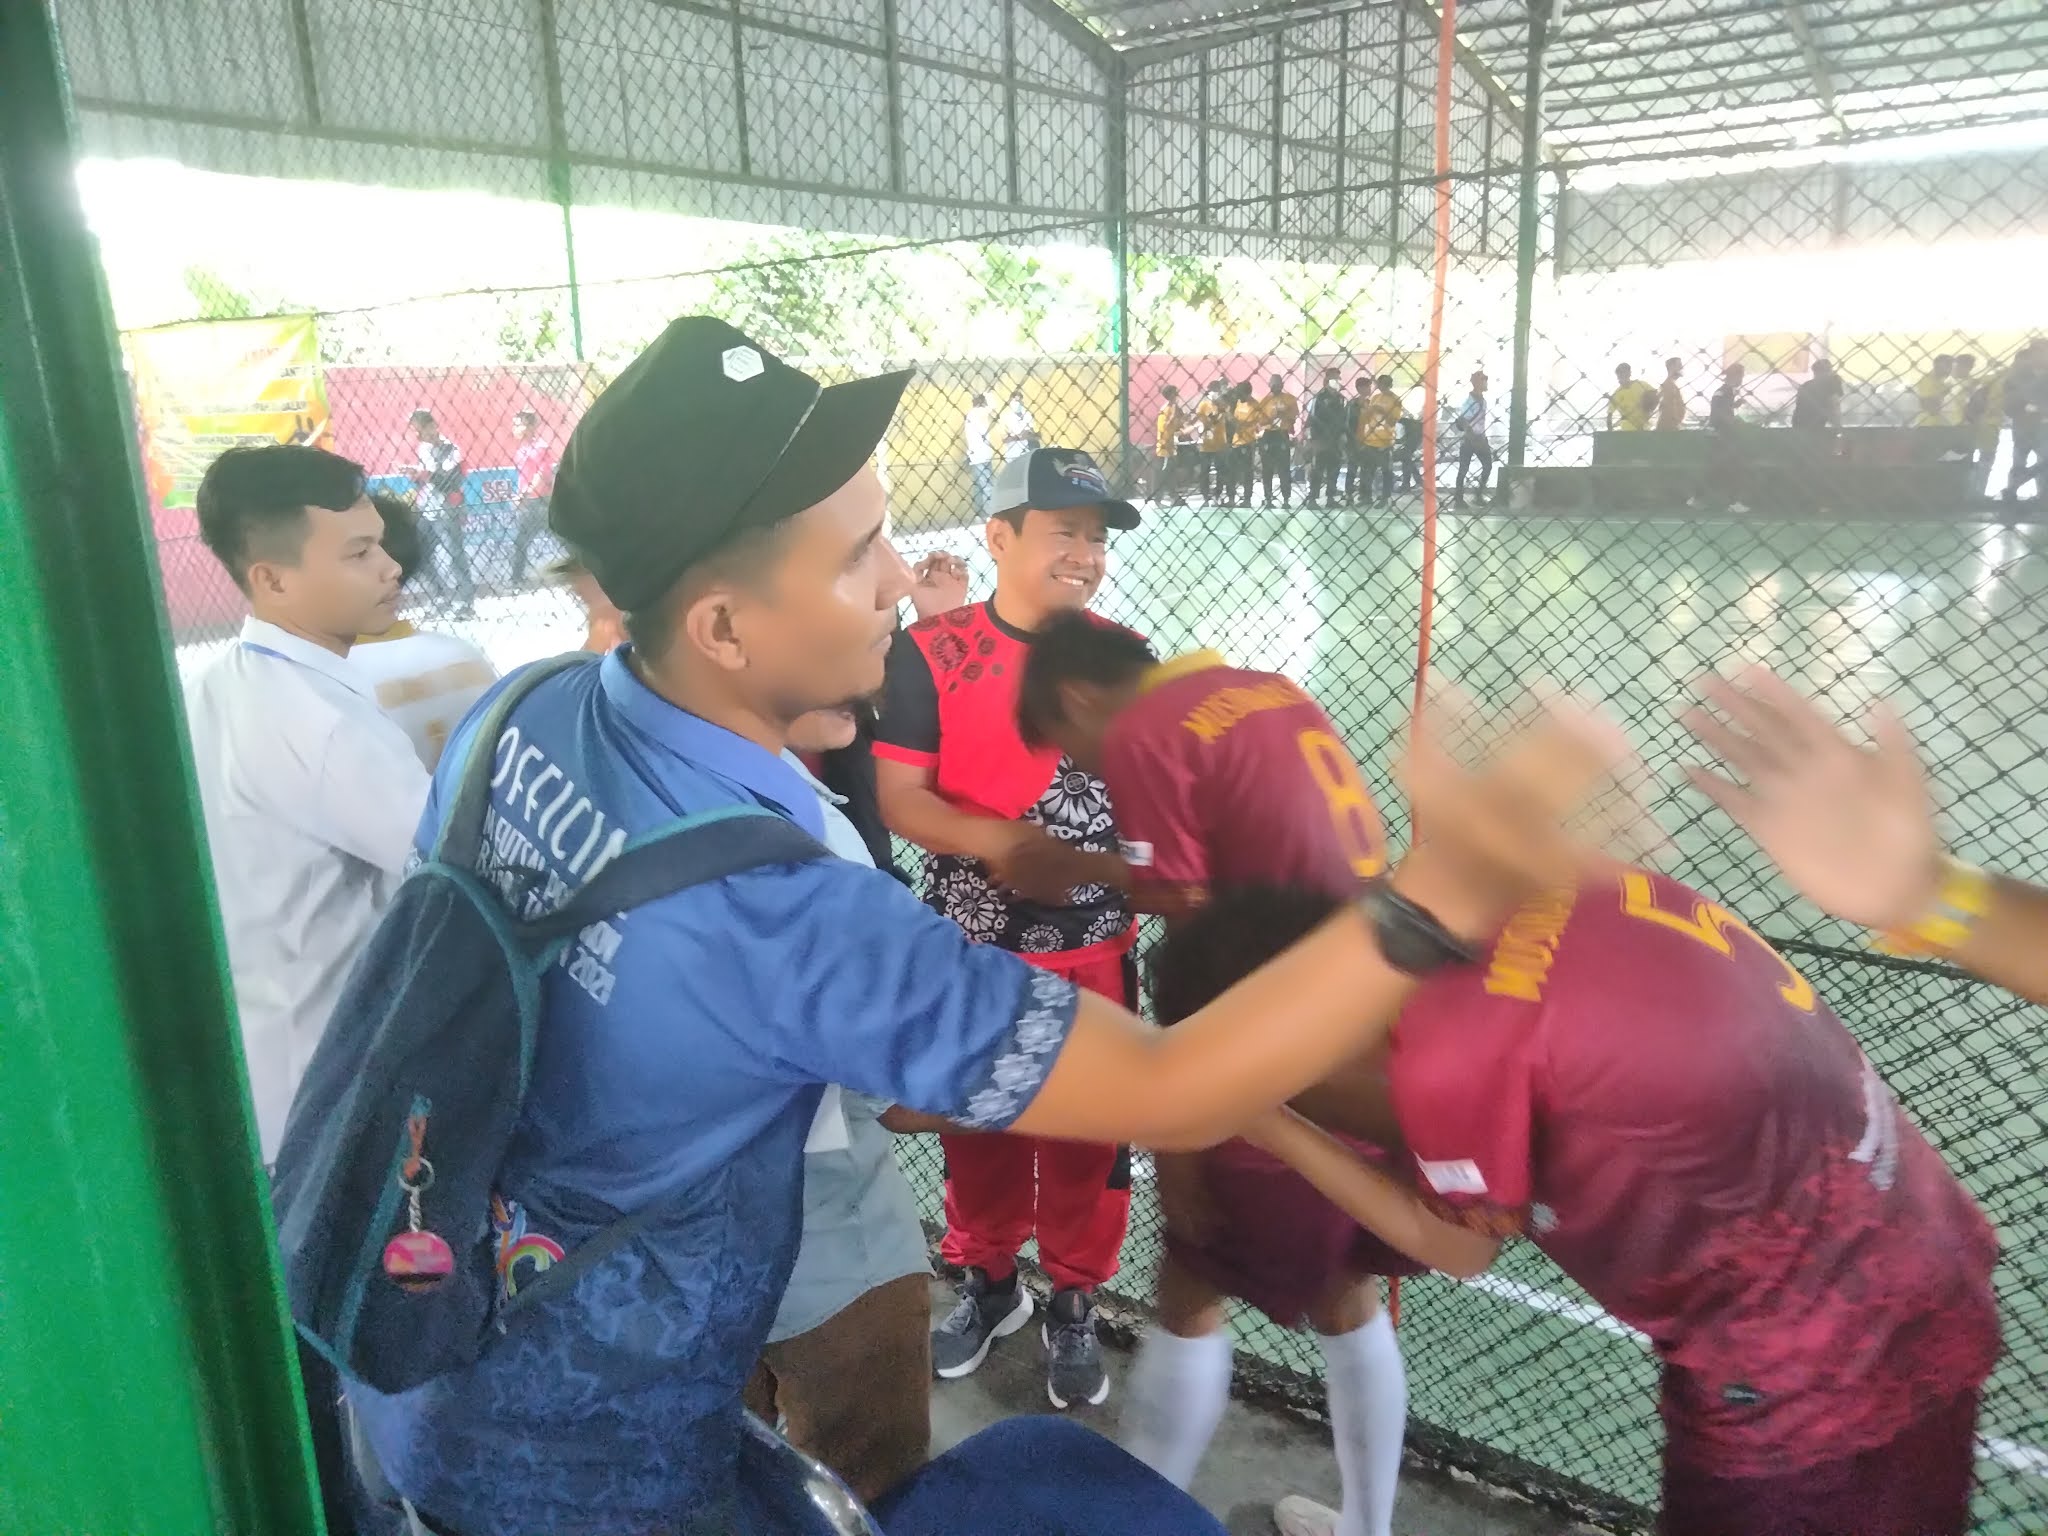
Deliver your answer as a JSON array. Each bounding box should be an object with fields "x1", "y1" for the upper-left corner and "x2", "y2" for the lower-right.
[{"x1": 925, "y1": 1281, "x2": 1597, "y2": 1536}]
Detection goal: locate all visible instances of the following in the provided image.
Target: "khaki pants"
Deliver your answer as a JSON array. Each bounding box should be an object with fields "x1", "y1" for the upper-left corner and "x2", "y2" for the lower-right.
[{"x1": 744, "y1": 1271, "x2": 933, "y2": 1504}]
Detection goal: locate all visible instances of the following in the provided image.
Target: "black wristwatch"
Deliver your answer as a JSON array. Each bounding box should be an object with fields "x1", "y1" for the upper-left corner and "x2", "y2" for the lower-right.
[{"x1": 1357, "y1": 880, "x2": 1485, "y2": 977}]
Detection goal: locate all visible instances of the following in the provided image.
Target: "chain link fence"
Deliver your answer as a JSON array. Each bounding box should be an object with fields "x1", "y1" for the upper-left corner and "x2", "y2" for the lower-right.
[{"x1": 58, "y1": 0, "x2": 2048, "y2": 1528}]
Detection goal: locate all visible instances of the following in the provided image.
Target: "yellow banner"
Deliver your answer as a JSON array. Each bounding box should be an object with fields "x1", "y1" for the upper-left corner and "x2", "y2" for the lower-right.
[{"x1": 124, "y1": 316, "x2": 329, "y2": 512}]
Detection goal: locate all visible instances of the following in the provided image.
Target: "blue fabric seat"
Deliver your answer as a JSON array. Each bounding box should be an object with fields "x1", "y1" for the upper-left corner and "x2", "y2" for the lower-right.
[{"x1": 876, "y1": 1418, "x2": 1229, "y2": 1536}]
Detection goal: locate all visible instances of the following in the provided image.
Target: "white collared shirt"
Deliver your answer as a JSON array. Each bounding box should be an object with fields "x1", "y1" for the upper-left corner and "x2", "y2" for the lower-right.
[
  {"x1": 780, "y1": 750, "x2": 873, "y2": 1156},
  {"x1": 186, "y1": 616, "x2": 433, "y2": 1160},
  {"x1": 770, "y1": 747, "x2": 932, "y2": 1342}
]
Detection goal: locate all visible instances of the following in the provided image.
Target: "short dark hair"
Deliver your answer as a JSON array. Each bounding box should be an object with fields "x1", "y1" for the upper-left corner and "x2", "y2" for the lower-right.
[
  {"x1": 514, "y1": 407, "x2": 538, "y2": 423},
  {"x1": 972, "y1": 392, "x2": 988, "y2": 408},
  {"x1": 1016, "y1": 610, "x2": 1157, "y2": 747},
  {"x1": 1151, "y1": 883, "x2": 1344, "y2": 1024},
  {"x1": 1162, "y1": 384, "x2": 1180, "y2": 398},
  {"x1": 371, "y1": 491, "x2": 424, "y2": 584},
  {"x1": 1935, "y1": 354, "x2": 1956, "y2": 367},
  {"x1": 1376, "y1": 374, "x2": 1394, "y2": 390},
  {"x1": 196, "y1": 444, "x2": 366, "y2": 592},
  {"x1": 411, "y1": 408, "x2": 436, "y2": 425}
]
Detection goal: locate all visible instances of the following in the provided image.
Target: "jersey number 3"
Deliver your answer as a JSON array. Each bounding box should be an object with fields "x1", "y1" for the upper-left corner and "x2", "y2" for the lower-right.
[{"x1": 1298, "y1": 728, "x2": 1385, "y2": 879}]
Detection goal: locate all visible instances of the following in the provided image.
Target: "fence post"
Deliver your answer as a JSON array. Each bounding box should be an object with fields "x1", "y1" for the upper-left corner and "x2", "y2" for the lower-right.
[
  {"x1": 537, "y1": 0, "x2": 585, "y2": 360},
  {"x1": 0, "y1": 4, "x2": 326, "y2": 1532},
  {"x1": 1109, "y1": 57, "x2": 1134, "y2": 493},
  {"x1": 1506, "y1": 0, "x2": 1551, "y2": 475}
]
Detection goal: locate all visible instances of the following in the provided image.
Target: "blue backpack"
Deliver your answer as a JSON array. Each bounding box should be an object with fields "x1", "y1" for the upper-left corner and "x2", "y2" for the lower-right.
[{"x1": 270, "y1": 654, "x2": 828, "y2": 1393}]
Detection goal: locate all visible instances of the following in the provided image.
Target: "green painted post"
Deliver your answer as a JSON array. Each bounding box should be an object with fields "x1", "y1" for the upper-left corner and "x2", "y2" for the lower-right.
[
  {"x1": 1505, "y1": 0, "x2": 1551, "y2": 476},
  {"x1": 0, "y1": 6, "x2": 326, "y2": 1533},
  {"x1": 1109, "y1": 58, "x2": 1134, "y2": 491}
]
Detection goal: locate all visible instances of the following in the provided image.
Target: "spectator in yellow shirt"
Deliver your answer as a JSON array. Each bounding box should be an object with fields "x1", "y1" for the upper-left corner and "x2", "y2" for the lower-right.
[
  {"x1": 1259, "y1": 374, "x2": 1301, "y2": 508},
  {"x1": 1154, "y1": 385, "x2": 1187, "y2": 505},
  {"x1": 1607, "y1": 363, "x2": 1657, "y2": 431},
  {"x1": 1656, "y1": 358, "x2": 1686, "y2": 431},
  {"x1": 1354, "y1": 376, "x2": 1404, "y2": 507},
  {"x1": 1229, "y1": 383, "x2": 1262, "y2": 505},
  {"x1": 1913, "y1": 355, "x2": 1955, "y2": 428}
]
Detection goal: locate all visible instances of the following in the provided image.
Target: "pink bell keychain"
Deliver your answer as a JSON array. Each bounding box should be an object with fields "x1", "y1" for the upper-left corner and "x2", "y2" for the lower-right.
[{"x1": 382, "y1": 1109, "x2": 454, "y2": 1292}]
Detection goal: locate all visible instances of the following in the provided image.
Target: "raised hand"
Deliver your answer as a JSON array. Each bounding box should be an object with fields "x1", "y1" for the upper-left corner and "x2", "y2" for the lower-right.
[{"x1": 1680, "y1": 665, "x2": 1941, "y2": 931}]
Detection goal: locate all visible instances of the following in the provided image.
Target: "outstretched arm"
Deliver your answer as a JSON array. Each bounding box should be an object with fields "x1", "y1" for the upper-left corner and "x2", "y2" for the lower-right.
[
  {"x1": 1682, "y1": 665, "x2": 2048, "y2": 1005},
  {"x1": 1243, "y1": 1109, "x2": 1502, "y2": 1278}
]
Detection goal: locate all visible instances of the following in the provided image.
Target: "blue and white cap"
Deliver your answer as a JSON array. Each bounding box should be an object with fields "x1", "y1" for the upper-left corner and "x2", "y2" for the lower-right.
[{"x1": 990, "y1": 447, "x2": 1140, "y2": 530}]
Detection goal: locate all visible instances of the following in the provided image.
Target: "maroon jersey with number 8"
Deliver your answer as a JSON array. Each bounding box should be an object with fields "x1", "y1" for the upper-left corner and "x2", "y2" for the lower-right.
[{"x1": 1095, "y1": 650, "x2": 1385, "y2": 905}]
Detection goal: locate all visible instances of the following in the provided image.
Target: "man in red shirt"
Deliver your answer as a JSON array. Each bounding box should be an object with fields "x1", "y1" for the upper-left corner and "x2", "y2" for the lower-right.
[
  {"x1": 1247, "y1": 871, "x2": 2002, "y2": 1536},
  {"x1": 874, "y1": 446, "x2": 1143, "y2": 1411},
  {"x1": 1017, "y1": 618, "x2": 1414, "y2": 1536}
]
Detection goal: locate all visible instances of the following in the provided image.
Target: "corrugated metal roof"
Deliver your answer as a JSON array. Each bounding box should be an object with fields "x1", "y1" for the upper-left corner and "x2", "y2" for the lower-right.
[{"x1": 1057, "y1": 0, "x2": 2048, "y2": 163}]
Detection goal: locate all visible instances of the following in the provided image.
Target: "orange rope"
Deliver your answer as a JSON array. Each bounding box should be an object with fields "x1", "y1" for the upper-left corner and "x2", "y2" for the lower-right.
[
  {"x1": 1393, "y1": 0, "x2": 1461, "y2": 1342},
  {"x1": 1411, "y1": 0, "x2": 1459, "y2": 737}
]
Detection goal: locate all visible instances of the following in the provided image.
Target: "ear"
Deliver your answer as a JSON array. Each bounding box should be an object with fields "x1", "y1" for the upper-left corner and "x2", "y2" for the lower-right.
[
  {"x1": 246, "y1": 559, "x2": 291, "y2": 600},
  {"x1": 984, "y1": 517, "x2": 1013, "y2": 561},
  {"x1": 678, "y1": 584, "x2": 750, "y2": 674}
]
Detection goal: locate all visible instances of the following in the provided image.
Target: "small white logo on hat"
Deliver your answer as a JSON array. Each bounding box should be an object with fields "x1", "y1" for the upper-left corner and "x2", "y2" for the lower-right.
[{"x1": 722, "y1": 346, "x2": 764, "y2": 382}]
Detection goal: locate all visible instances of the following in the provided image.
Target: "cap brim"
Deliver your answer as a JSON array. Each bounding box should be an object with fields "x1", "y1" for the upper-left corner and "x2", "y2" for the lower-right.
[
  {"x1": 1099, "y1": 498, "x2": 1141, "y2": 531},
  {"x1": 734, "y1": 367, "x2": 913, "y2": 536}
]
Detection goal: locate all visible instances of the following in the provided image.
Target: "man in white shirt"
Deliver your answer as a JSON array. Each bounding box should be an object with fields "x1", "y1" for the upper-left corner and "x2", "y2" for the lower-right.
[
  {"x1": 1451, "y1": 370, "x2": 1493, "y2": 509},
  {"x1": 1000, "y1": 391, "x2": 1037, "y2": 462},
  {"x1": 747, "y1": 703, "x2": 934, "y2": 1503},
  {"x1": 184, "y1": 445, "x2": 432, "y2": 1165},
  {"x1": 965, "y1": 392, "x2": 995, "y2": 518},
  {"x1": 350, "y1": 493, "x2": 498, "y2": 769}
]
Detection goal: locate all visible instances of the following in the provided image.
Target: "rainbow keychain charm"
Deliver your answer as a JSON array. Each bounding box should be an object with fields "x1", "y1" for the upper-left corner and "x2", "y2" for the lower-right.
[{"x1": 382, "y1": 1110, "x2": 454, "y2": 1293}]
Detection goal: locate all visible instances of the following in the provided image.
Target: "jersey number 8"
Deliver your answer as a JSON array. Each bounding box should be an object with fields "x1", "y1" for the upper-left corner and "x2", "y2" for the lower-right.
[{"x1": 1297, "y1": 728, "x2": 1385, "y2": 880}]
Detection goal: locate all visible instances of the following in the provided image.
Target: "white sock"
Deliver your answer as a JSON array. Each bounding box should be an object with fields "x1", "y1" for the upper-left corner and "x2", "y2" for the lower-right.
[
  {"x1": 1319, "y1": 1309, "x2": 1407, "y2": 1536},
  {"x1": 1120, "y1": 1325, "x2": 1233, "y2": 1490}
]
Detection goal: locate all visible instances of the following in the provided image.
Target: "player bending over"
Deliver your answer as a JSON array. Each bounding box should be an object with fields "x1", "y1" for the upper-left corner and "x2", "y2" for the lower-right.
[
  {"x1": 1018, "y1": 615, "x2": 1413, "y2": 1536},
  {"x1": 1245, "y1": 871, "x2": 2001, "y2": 1536}
]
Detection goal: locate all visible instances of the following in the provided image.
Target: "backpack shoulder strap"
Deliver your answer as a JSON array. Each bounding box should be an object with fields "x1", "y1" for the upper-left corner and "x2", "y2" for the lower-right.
[
  {"x1": 434, "y1": 653, "x2": 595, "y2": 870},
  {"x1": 524, "y1": 804, "x2": 831, "y2": 942}
]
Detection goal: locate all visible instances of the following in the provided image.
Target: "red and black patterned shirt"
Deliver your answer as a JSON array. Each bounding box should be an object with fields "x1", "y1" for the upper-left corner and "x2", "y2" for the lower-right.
[{"x1": 874, "y1": 602, "x2": 1134, "y2": 959}]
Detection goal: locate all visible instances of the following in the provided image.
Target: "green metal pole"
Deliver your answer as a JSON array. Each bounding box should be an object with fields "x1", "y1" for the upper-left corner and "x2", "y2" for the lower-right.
[
  {"x1": 555, "y1": 165, "x2": 587, "y2": 362},
  {"x1": 537, "y1": 0, "x2": 586, "y2": 360},
  {"x1": 1109, "y1": 58, "x2": 1133, "y2": 490},
  {"x1": 1505, "y1": 0, "x2": 1551, "y2": 474},
  {"x1": 0, "y1": 6, "x2": 325, "y2": 1533}
]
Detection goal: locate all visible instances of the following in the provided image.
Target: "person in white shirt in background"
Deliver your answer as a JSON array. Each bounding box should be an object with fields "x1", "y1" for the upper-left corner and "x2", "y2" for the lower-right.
[
  {"x1": 350, "y1": 492, "x2": 498, "y2": 769},
  {"x1": 1001, "y1": 390, "x2": 1037, "y2": 463},
  {"x1": 185, "y1": 445, "x2": 430, "y2": 1162},
  {"x1": 1451, "y1": 370, "x2": 1493, "y2": 509},
  {"x1": 183, "y1": 443, "x2": 428, "y2": 1536},
  {"x1": 965, "y1": 392, "x2": 996, "y2": 519}
]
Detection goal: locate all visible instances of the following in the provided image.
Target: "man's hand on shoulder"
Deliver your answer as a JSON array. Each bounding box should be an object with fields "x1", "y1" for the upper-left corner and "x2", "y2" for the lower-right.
[{"x1": 988, "y1": 826, "x2": 1131, "y2": 904}]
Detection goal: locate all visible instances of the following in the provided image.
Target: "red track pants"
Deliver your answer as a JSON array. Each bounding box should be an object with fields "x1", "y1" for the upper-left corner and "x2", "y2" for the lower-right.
[{"x1": 938, "y1": 945, "x2": 1134, "y2": 1293}]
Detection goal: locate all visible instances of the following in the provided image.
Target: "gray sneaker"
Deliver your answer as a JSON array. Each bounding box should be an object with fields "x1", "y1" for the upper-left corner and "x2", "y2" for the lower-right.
[
  {"x1": 1043, "y1": 1287, "x2": 1110, "y2": 1409},
  {"x1": 932, "y1": 1267, "x2": 1033, "y2": 1380}
]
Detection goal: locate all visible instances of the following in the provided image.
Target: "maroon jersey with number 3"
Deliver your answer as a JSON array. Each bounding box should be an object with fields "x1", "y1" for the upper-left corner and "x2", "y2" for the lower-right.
[
  {"x1": 1390, "y1": 870, "x2": 2001, "y2": 1478},
  {"x1": 1095, "y1": 650, "x2": 1385, "y2": 904}
]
